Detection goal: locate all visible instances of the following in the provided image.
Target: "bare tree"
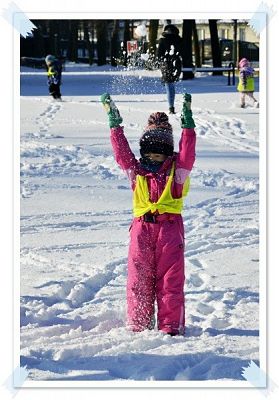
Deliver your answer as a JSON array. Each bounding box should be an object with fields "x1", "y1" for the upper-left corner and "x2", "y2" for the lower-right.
[
  {"x1": 67, "y1": 20, "x2": 78, "y2": 62},
  {"x1": 209, "y1": 19, "x2": 222, "y2": 75},
  {"x1": 84, "y1": 20, "x2": 94, "y2": 65},
  {"x1": 233, "y1": 19, "x2": 238, "y2": 66},
  {"x1": 96, "y1": 20, "x2": 108, "y2": 66},
  {"x1": 147, "y1": 20, "x2": 159, "y2": 68},
  {"x1": 123, "y1": 20, "x2": 131, "y2": 43},
  {"x1": 193, "y1": 20, "x2": 201, "y2": 68},
  {"x1": 91, "y1": 21, "x2": 96, "y2": 65},
  {"x1": 27, "y1": 20, "x2": 46, "y2": 57},
  {"x1": 121, "y1": 20, "x2": 131, "y2": 66},
  {"x1": 182, "y1": 20, "x2": 194, "y2": 79},
  {"x1": 148, "y1": 20, "x2": 159, "y2": 55},
  {"x1": 111, "y1": 20, "x2": 120, "y2": 66}
]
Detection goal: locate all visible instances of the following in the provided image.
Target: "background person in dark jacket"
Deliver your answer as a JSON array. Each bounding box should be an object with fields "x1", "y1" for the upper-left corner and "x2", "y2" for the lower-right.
[
  {"x1": 45, "y1": 54, "x2": 62, "y2": 100},
  {"x1": 157, "y1": 24, "x2": 183, "y2": 114}
]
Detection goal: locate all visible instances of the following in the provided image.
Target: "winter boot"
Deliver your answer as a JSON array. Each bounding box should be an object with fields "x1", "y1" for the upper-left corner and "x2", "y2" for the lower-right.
[{"x1": 169, "y1": 107, "x2": 176, "y2": 114}]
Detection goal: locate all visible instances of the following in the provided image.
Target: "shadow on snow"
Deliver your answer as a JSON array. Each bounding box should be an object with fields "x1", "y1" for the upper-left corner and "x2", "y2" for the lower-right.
[
  {"x1": 21, "y1": 352, "x2": 257, "y2": 381},
  {"x1": 20, "y1": 73, "x2": 259, "y2": 97}
]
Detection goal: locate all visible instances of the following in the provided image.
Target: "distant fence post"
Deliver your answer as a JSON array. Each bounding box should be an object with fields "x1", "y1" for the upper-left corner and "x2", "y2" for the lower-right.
[
  {"x1": 228, "y1": 62, "x2": 235, "y2": 86},
  {"x1": 201, "y1": 39, "x2": 205, "y2": 65},
  {"x1": 181, "y1": 65, "x2": 236, "y2": 86}
]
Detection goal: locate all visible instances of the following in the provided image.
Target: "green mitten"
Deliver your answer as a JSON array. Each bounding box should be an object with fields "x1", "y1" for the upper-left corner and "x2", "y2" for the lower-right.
[
  {"x1": 100, "y1": 93, "x2": 123, "y2": 128},
  {"x1": 181, "y1": 93, "x2": 196, "y2": 128}
]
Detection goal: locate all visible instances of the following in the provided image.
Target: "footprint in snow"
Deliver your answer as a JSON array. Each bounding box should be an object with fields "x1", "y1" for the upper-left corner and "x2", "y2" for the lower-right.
[
  {"x1": 189, "y1": 258, "x2": 207, "y2": 270},
  {"x1": 184, "y1": 325, "x2": 203, "y2": 337},
  {"x1": 187, "y1": 273, "x2": 204, "y2": 288},
  {"x1": 209, "y1": 316, "x2": 231, "y2": 330},
  {"x1": 203, "y1": 291, "x2": 225, "y2": 302},
  {"x1": 196, "y1": 302, "x2": 215, "y2": 315}
]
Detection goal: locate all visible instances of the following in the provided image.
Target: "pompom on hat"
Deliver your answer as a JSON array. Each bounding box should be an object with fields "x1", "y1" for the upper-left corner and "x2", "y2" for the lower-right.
[{"x1": 140, "y1": 112, "x2": 174, "y2": 157}]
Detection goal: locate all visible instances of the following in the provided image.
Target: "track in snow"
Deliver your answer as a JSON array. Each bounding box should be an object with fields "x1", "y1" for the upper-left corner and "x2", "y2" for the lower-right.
[{"x1": 20, "y1": 93, "x2": 259, "y2": 381}]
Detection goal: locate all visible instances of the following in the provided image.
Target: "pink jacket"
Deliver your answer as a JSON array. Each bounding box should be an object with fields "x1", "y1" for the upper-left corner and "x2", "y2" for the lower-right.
[{"x1": 110, "y1": 126, "x2": 196, "y2": 201}]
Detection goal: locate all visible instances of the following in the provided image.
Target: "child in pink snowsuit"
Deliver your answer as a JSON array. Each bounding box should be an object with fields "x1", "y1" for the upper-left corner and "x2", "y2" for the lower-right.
[{"x1": 101, "y1": 93, "x2": 196, "y2": 336}]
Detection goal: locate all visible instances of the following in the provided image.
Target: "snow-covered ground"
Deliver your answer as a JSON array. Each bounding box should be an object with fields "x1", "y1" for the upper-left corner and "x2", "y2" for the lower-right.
[{"x1": 20, "y1": 65, "x2": 260, "y2": 382}]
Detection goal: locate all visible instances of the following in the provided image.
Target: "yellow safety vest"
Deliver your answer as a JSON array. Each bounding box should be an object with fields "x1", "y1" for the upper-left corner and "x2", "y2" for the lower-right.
[
  {"x1": 237, "y1": 76, "x2": 255, "y2": 92},
  {"x1": 133, "y1": 162, "x2": 190, "y2": 217},
  {"x1": 47, "y1": 67, "x2": 56, "y2": 77}
]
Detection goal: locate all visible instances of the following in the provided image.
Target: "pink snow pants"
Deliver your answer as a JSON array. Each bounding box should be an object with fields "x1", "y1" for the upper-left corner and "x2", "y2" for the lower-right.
[{"x1": 127, "y1": 213, "x2": 185, "y2": 335}]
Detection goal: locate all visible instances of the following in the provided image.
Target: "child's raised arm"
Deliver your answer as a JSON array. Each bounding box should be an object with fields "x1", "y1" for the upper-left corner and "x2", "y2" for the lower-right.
[
  {"x1": 176, "y1": 93, "x2": 196, "y2": 175},
  {"x1": 100, "y1": 93, "x2": 138, "y2": 171}
]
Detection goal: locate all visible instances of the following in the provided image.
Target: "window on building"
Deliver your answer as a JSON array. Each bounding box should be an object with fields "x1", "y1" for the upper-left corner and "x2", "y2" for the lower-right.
[
  {"x1": 197, "y1": 29, "x2": 205, "y2": 40},
  {"x1": 239, "y1": 28, "x2": 246, "y2": 41},
  {"x1": 78, "y1": 28, "x2": 84, "y2": 41},
  {"x1": 218, "y1": 29, "x2": 229, "y2": 39}
]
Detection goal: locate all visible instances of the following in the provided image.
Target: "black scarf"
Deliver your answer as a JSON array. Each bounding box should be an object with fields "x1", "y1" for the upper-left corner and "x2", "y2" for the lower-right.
[{"x1": 140, "y1": 156, "x2": 164, "y2": 173}]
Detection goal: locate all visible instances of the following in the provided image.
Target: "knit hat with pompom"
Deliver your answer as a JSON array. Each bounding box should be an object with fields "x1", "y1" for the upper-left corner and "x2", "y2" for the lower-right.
[
  {"x1": 139, "y1": 112, "x2": 174, "y2": 157},
  {"x1": 45, "y1": 54, "x2": 56, "y2": 64},
  {"x1": 239, "y1": 58, "x2": 249, "y2": 68}
]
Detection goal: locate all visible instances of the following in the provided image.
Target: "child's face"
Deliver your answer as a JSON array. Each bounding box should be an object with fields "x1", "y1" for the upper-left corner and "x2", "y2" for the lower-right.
[{"x1": 145, "y1": 153, "x2": 167, "y2": 162}]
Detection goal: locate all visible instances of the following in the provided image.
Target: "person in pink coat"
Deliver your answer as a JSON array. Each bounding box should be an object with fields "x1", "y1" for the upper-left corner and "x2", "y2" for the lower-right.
[{"x1": 101, "y1": 93, "x2": 196, "y2": 336}]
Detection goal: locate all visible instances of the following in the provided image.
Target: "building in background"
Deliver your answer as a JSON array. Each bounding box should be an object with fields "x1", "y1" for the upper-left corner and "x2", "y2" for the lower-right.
[{"x1": 21, "y1": 19, "x2": 259, "y2": 68}]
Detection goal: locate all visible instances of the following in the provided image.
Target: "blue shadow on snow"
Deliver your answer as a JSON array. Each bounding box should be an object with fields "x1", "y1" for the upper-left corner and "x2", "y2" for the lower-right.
[
  {"x1": 20, "y1": 352, "x2": 259, "y2": 381},
  {"x1": 20, "y1": 72, "x2": 259, "y2": 97}
]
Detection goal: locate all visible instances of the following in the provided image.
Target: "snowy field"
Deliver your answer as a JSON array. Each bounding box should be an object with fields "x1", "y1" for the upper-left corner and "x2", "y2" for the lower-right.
[{"x1": 20, "y1": 65, "x2": 260, "y2": 383}]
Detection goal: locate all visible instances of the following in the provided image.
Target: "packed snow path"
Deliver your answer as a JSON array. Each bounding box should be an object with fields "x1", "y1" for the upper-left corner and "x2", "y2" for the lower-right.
[{"x1": 20, "y1": 69, "x2": 259, "y2": 382}]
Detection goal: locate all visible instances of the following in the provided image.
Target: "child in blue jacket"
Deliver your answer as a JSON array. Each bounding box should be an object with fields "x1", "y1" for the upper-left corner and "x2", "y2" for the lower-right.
[{"x1": 45, "y1": 54, "x2": 62, "y2": 100}]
